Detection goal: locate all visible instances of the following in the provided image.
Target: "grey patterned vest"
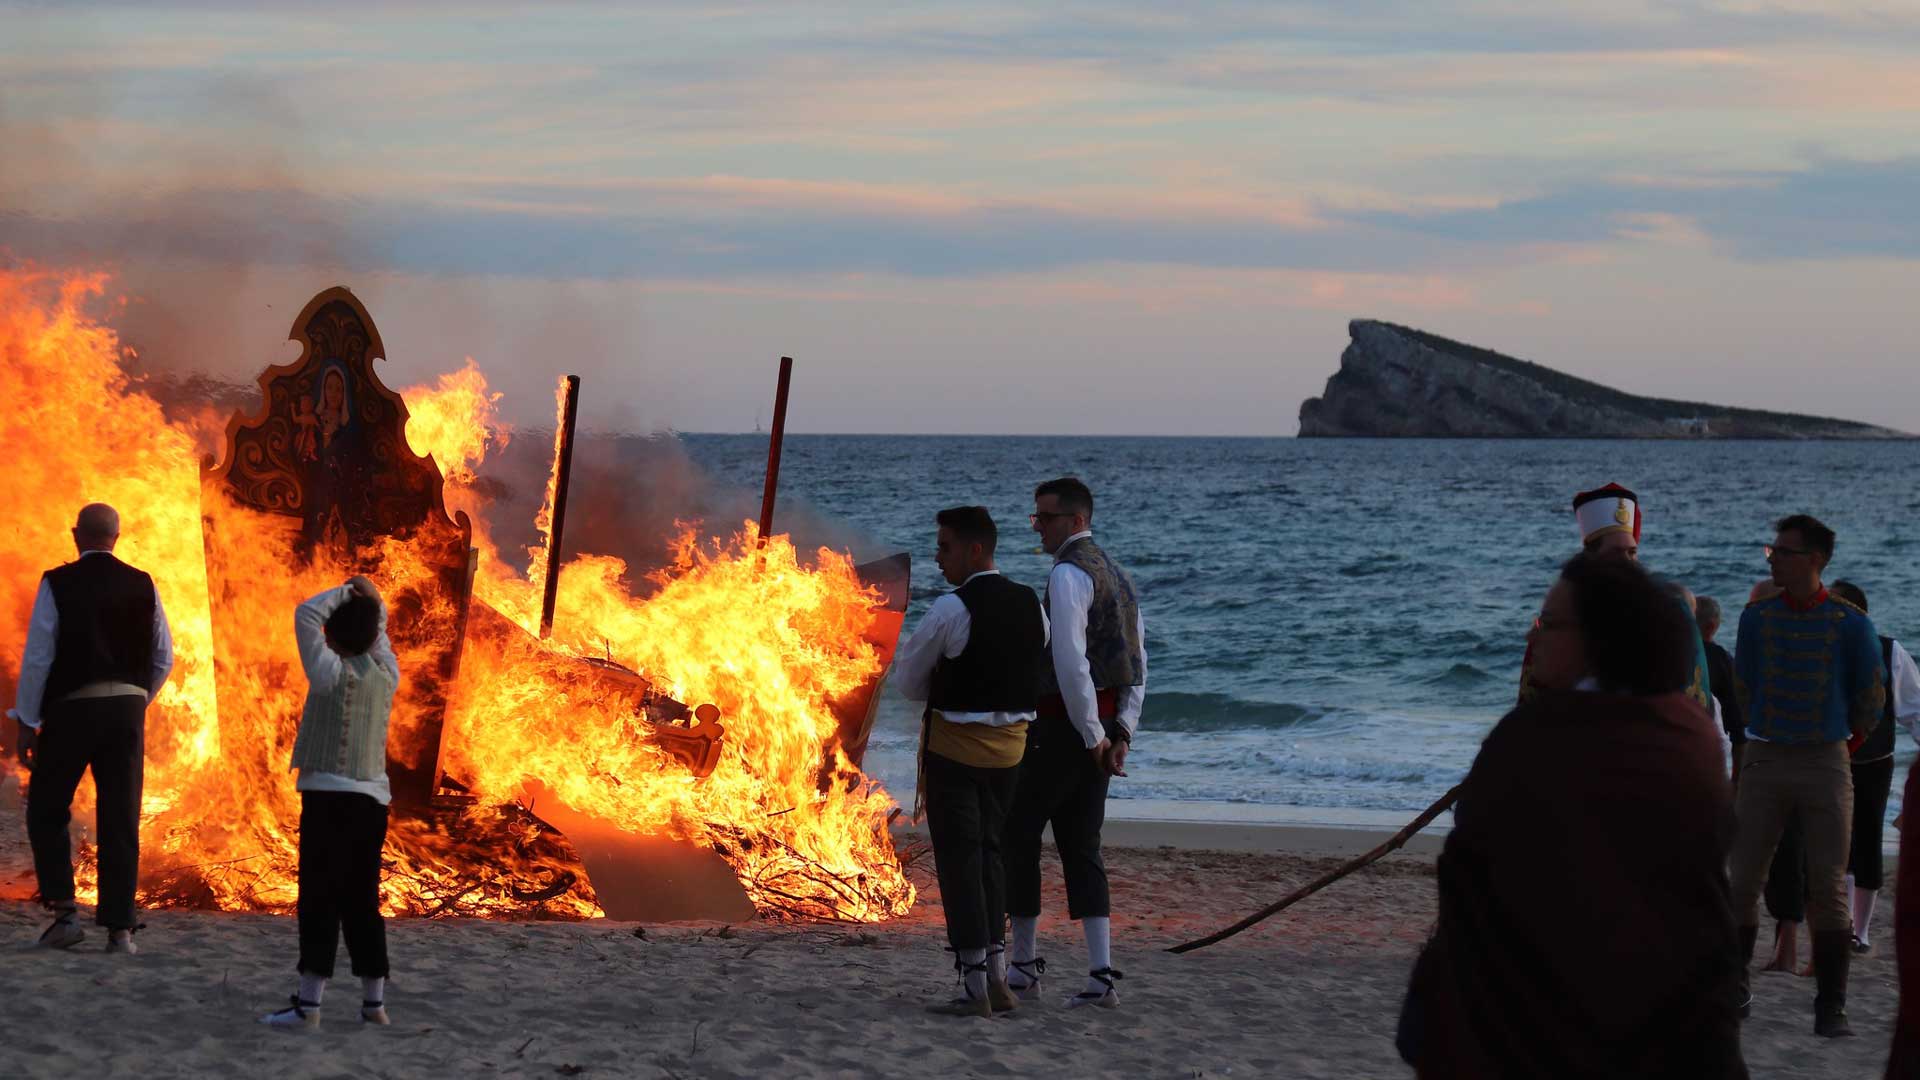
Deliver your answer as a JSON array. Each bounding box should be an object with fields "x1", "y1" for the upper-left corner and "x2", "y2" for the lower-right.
[
  {"x1": 1040, "y1": 536, "x2": 1144, "y2": 694},
  {"x1": 290, "y1": 654, "x2": 398, "y2": 781}
]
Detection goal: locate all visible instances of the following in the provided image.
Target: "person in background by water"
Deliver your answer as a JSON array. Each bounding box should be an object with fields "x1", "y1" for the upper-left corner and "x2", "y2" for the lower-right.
[
  {"x1": 1728, "y1": 515, "x2": 1887, "y2": 1038},
  {"x1": 1826, "y1": 581, "x2": 1919, "y2": 956},
  {"x1": 1398, "y1": 553, "x2": 1745, "y2": 1079},
  {"x1": 1883, "y1": 614, "x2": 1920, "y2": 1074},
  {"x1": 260, "y1": 575, "x2": 400, "y2": 1030},
  {"x1": 1518, "y1": 483, "x2": 1713, "y2": 715},
  {"x1": 1699, "y1": 596, "x2": 1746, "y2": 773},
  {"x1": 1003, "y1": 477, "x2": 1146, "y2": 1009},
  {"x1": 10, "y1": 503, "x2": 174, "y2": 954},
  {"x1": 892, "y1": 506, "x2": 1048, "y2": 1018}
]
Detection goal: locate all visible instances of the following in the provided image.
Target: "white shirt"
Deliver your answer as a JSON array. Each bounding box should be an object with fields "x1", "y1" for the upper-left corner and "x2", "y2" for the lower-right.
[
  {"x1": 1888, "y1": 638, "x2": 1920, "y2": 746},
  {"x1": 894, "y1": 570, "x2": 1049, "y2": 726},
  {"x1": 294, "y1": 583, "x2": 401, "y2": 804},
  {"x1": 1048, "y1": 531, "x2": 1148, "y2": 749},
  {"x1": 8, "y1": 549, "x2": 174, "y2": 731}
]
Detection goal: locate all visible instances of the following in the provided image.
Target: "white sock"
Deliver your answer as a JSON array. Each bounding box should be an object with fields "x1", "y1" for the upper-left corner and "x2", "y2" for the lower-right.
[
  {"x1": 1009, "y1": 916, "x2": 1039, "y2": 976},
  {"x1": 297, "y1": 973, "x2": 326, "y2": 1006},
  {"x1": 957, "y1": 947, "x2": 988, "y2": 1000},
  {"x1": 361, "y1": 976, "x2": 386, "y2": 1006},
  {"x1": 1083, "y1": 916, "x2": 1113, "y2": 994},
  {"x1": 987, "y1": 944, "x2": 1007, "y2": 984},
  {"x1": 108, "y1": 929, "x2": 132, "y2": 945},
  {"x1": 1854, "y1": 886, "x2": 1879, "y2": 945}
]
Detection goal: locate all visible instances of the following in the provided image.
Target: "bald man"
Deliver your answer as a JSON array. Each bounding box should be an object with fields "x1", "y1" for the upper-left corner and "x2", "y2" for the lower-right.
[{"x1": 8, "y1": 504, "x2": 174, "y2": 953}]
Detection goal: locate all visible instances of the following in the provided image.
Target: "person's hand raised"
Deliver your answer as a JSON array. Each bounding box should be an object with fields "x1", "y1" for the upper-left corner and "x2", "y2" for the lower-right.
[{"x1": 346, "y1": 575, "x2": 381, "y2": 602}]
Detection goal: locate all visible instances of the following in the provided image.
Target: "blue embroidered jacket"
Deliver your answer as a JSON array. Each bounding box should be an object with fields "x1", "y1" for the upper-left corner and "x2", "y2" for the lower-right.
[{"x1": 1734, "y1": 591, "x2": 1886, "y2": 744}]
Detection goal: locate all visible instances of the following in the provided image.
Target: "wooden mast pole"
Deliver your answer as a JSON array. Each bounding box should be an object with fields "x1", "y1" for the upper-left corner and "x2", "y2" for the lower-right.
[
  {"x1": 757, "y1": 356, "x2": 793, "y2": 548},
  {"x1": 539, "y1": 374, "x2": 581, "y2": 640}
]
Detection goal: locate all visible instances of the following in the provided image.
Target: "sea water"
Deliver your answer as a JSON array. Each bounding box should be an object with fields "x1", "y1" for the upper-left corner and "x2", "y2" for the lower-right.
[{"x1": 681, "y1": 435, "x2": 1920, "y2": 820}]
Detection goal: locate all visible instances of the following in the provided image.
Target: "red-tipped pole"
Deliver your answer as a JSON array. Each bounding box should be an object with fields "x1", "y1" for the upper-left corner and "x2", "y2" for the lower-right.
[
  {"x1": 757, "y1": 356, "x2": 793, "y2": 548},
  {"x1": 540, "y1": 374, "x2": 582, "y2": 640}
]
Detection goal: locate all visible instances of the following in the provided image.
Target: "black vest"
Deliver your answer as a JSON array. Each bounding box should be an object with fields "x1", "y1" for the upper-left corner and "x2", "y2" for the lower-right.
[
  {"x1": 1857, "y1": 636, "x2": 1900, "y2": 762},
  {"x1": 43, "y1": 553, "x2": 157, "y2": 703},
  {"x1": 928, "y1": 573, "x2": 1046, "y2": 714}
]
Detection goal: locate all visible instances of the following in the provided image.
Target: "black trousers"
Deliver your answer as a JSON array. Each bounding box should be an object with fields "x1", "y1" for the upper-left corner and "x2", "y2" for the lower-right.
[
  {"x1": 1004, "y1": 717, "x2": 1113, "y2": 921},
  {"x1": 1765, "y1": 755, "x2": 1899, "y2": 920},
  {"x1": 1848, "y1": 755, "x2": 1896, "y2": 890},
  {"x1": 25, "y1": 695, "x2": 146, "y2": 930},
  {"x1": 297, "y1": 790, "x2": 390, "y2": 979},
  {"x1": 924, "y1": 750, "x2": 1020, "y2": 952}
]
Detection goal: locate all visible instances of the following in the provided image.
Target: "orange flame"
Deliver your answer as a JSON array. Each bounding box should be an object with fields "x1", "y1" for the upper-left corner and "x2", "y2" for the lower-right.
[{"x1": 0, "y1": 266, "x2": 913, "y2": 921}]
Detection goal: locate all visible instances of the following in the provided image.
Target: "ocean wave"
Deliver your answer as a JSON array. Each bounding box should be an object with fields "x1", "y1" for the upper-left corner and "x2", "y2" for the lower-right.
[
  {"x1": 1422, "y1": 662, "x2": 1494, "y2": 688},
  {"x1": 1142, "y1": 691, "x2": 1325, "y2": 732}
]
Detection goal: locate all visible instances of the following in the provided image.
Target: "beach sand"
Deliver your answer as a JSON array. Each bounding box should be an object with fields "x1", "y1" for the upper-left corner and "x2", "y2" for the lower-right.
[{"x1": 0, "y1": 776, "x2": 1901, "y2": 1079}]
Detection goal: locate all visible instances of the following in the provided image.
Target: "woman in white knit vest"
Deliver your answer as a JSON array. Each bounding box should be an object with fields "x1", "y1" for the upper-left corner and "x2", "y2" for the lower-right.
[{"x1": 261, "y1": 575, "x2": 401, "y2": 1030}]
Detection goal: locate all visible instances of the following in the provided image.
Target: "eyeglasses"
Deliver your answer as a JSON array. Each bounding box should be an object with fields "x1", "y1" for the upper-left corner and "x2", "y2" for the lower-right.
[{"x1": 1763, "y1": 544, "x2": 1813, "y2": 561}]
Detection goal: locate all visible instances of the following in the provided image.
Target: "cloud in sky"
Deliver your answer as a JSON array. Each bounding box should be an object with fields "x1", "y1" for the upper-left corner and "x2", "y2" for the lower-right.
[{"x1": 2, "y1": 1, "x2": 1919, "y2": 433}]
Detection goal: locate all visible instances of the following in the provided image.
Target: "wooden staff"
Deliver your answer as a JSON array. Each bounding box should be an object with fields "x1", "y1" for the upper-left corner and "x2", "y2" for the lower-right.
[
  {"x1": 1166, "y1": 785, "x2": 1461, "y2": 955},
  {"x1": 539, "y1": 374, "x2": 581, "y2": 640},
  {"x1": 757, "y1": 356, "x2": 793, "y2": 548}
]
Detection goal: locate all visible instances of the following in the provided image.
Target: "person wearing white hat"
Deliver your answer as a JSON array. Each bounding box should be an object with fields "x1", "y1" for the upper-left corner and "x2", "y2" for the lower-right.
[{"x1": 1520, "y1": 483, "x2": 1713, "y2": 716}]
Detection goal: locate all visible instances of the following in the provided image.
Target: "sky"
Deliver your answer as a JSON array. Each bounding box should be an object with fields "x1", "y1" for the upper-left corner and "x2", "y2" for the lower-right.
[{"x1": 3, "y1": 1, "x2": 1918, "y2": 435}]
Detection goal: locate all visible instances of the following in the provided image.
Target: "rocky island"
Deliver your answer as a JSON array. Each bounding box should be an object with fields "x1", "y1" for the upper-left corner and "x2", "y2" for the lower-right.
[{"x1": 1298, "y1": 320, "x2": 1909, "y2": 439}]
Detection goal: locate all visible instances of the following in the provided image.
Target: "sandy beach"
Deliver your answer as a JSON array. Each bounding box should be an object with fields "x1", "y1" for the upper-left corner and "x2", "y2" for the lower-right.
[{"x1": 0, "y1": 774, "x2": 1902, "y2": 1079}]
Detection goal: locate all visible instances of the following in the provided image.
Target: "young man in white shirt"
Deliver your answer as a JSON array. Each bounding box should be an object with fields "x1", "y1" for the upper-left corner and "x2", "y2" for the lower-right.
[
  {"x1": 895, "y1": 506, "x2": 1048, "y2": 1017},
  {"x1": 261, "y1": 575, "x2": 401, "y2": 1030},
  {"x1": 1003, "y1": 477, "x2": 1146, "y2": 1009}
]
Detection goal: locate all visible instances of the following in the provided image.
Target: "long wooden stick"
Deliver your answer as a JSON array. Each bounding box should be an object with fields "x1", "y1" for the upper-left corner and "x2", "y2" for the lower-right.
[
  {"x1": 539, "y1": 375, "x2": 581, "y2": 640},
  {"x1": 757, "y1": 356, "x2": 793, "y2": 548},
  {"x1": 1166, "y1": 784, "x2": 1461, "y2": 955}
]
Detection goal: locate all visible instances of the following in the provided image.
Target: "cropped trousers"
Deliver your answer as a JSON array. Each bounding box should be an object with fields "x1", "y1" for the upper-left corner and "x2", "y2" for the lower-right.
[
  {"x1": 297, "y1": 790, "x2": 390, "y2": 979},
  {"x1": 1004, "y1": 716, "x2": 1113, "y2": 921},
  {"x1": 923, "y1": 750, "x2": 1020, "y2": 952}
]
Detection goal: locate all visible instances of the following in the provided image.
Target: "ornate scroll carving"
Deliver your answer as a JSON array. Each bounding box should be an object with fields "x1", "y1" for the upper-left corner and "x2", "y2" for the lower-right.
[{"x1": 203, "y1": 288, "x2": 474, "y2": 807}]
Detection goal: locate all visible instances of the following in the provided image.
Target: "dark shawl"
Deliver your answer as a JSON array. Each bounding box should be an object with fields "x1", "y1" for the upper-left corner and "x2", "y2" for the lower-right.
[{"x1": 1399, "y1": 689, "x2": 1747, "y2": 1080}]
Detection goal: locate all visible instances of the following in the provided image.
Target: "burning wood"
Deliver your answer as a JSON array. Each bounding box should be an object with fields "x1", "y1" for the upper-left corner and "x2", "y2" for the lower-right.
[{"x1": 0, "y1": 271, "x2": 916, "y2": 922}]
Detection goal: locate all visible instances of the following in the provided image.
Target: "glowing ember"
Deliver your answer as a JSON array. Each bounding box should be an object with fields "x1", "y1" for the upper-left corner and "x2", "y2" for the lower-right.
[{"x1": 0, "y1": 265, "x2": 914, "y2": 922}]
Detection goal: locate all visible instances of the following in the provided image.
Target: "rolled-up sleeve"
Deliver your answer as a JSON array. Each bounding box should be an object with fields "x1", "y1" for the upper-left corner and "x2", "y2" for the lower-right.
[
  {"x1": 1047, "y1": 563, "x2": 1104, "y2": 749},
  {"x1": 893, "y1": 594, "x2": 963, "y2": 703}
]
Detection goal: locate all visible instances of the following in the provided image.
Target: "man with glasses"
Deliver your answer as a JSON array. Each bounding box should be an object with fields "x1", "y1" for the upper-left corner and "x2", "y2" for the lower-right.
[
  {"x1": 1727, "y1": 514, "x2": 1886, "y2": 1038},
  {"x1": 1003, "y1": 476, "x2": 1146, "y2": 1009}
]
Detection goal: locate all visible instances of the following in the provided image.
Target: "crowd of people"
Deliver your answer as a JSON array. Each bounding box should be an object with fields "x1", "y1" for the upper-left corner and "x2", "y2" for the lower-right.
[
  {"x1": 12, "y1": 480, "x2": 1920, "y2": 1074},
  {"x1": 1399, "y1": 483, "x2": 1920, "y2": 1077}
]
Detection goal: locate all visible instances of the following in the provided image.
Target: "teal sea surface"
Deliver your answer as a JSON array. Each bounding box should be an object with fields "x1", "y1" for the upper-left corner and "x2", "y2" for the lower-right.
[{"x1": 680, "y1": 435, "x2": 1920, "y2": 820}]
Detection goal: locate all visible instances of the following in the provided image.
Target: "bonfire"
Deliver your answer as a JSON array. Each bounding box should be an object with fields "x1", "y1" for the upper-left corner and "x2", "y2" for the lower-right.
[{"x1": 0, "y1": 267, "x2": 916, "y2": 923}]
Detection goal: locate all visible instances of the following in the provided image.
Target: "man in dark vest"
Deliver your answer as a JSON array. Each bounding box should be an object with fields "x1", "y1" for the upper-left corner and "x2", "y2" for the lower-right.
[
  {"x1": 1004, "y1": 476, "x2": 1146, "y2": 1009},
  {"x1": 1827, "y1": 581, "x2": 1919, "y2": 954},
  {"x1": 8, "y1": 503, "x2": 174, "y2": 953},
  {"x1": 894, "y1": 506, "x2": 1048, "y2": 1017}
]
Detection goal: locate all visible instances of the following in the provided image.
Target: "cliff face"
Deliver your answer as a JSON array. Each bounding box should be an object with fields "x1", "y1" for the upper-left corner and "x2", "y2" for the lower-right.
[{"x1": 1297, "y1": 321, "x2": 1909, "y2": 439}]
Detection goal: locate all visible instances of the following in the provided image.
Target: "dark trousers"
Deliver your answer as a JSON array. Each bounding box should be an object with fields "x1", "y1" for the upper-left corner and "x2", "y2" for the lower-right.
[
  {"x1": 1764, "y1": 755, "x2": 1899, "y2": 921},
  {"x1": 1850, "y1": 756, "x2": 1896, "y2": 890},
  {"x1": 297, "y1": 790, "x2": 390, "y2": 979},
  {"x1": 25, "y1": 695, "x2": 146, "y2": 929},
  {"x1": 1764, "y1": 813, "x2": 1808, "y2": 924},
  {"x1": 1004, "y1": 717, "x2": 1113, "y2": 921},
  {"x1": 924, "y1": 750, "x2": 1020, "y2": 952}
]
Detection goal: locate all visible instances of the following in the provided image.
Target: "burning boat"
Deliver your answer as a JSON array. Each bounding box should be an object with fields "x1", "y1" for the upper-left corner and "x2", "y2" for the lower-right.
[{"x1": 0, "y1": 272, "x2": 915, "y2": 923}]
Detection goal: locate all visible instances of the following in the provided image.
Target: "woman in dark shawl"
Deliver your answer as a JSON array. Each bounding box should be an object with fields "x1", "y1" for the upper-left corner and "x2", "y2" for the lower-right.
[{"x1": 1399, "y1": 554, "x2": 1747, "y2": 1079}]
